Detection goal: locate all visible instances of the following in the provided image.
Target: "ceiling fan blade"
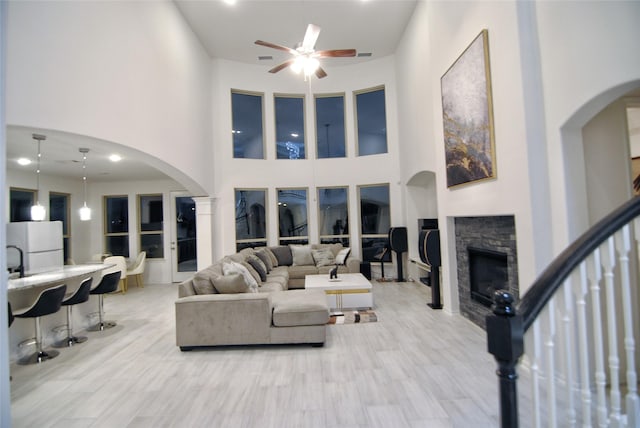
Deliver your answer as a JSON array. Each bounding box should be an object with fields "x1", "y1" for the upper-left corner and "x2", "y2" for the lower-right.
[
  {"x1": 269, "y1": 59, "x2": 295, "y2": 74},
  {"x1": 255, "y1": 40, "x2": 297, "y2": 55},
  {"x1": 315, "y1": 49, "x2": 357, "y2": 58},
  {"x1": 315, "y1": 66, "x2": 327, "y2": 79},
  {"x1": 302, "y1": 24, "x2": 321, "y2": 51}
]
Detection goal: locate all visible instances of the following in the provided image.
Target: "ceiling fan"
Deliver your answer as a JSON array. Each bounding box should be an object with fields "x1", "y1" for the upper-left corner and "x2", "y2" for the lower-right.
[{"x1": 255, "y1": 24, "x2": 356, "y2": 79}]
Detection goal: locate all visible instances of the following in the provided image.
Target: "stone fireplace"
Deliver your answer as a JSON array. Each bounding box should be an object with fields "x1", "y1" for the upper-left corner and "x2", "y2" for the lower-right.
[{"x1": 454, "y1": 216, "x2": 518, "y2": 329}]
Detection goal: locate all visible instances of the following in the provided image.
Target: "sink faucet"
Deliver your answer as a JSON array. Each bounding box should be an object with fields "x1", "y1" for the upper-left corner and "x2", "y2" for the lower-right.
[{"x1": 6, "y1": 245, "x2": 25, "y2": 278}]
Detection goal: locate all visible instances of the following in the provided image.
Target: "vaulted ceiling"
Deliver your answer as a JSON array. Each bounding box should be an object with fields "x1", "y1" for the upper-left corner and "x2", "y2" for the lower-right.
[{"x1": 6, "y1": 1, "x2": 418, "y2": 183}]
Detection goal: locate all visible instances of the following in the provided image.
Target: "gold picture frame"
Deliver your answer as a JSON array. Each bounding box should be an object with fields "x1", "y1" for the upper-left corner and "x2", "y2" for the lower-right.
[{"x1": 441, "y1": 29, "x2": 496, "y2": 188}]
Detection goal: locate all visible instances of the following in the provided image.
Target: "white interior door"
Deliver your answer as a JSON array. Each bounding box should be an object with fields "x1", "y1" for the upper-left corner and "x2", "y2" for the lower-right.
[{"x1": 170, "y1": 191, "x2": 197, "y2": 282}]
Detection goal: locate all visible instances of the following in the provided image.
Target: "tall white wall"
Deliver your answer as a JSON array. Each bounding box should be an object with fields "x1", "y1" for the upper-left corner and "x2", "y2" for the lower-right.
[
  {"x1": 535, "y1": 1, "x2": 640, "y2": 241},
  {"x1": 210, "y1": 57, "x2": 403, "y2": 261},
  {"x1": 396, "y1": 1, "x2": 536, "y2": 313},
  {"x1": 582, "y1": 99, "x2": 632, "y2": 225},
  {"x1": 395, "y1": 1, "x2": 640, "y2": 314},
  {"x1": 5, "y1": 0, "x2": 213, "y2": 196}
]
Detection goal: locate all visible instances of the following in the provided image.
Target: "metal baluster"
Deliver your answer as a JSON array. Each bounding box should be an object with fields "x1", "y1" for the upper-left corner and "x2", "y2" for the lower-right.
[
  {"x1": 588, "y1": 248, "x2": 608, "y2": 427},
  {"x1": 602, "y1": 237, "x2": 622, "y2": 427}
]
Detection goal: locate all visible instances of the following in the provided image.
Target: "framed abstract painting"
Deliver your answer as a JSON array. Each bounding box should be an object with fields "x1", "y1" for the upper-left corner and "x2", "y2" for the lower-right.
[{"x1": 441, "y1": 29, "x2": 496, "y2": 188}]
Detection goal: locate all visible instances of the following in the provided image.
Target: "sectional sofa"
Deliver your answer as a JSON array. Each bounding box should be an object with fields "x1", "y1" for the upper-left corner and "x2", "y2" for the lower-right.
[{"x1": 175, "y1": 243, "x2": 361, "y2": 350}]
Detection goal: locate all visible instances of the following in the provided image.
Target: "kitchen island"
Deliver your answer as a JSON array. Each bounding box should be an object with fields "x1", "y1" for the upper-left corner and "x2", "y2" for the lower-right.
[{"x1": 7, "y1": 263, "x2": 114, "y2": 362}]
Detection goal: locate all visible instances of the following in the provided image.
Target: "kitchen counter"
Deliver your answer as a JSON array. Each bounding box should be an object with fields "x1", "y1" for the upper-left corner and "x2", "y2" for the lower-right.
[
  {"x1": 8, "y1": 264, "x2": 111, "y2": 292},
  {"x1": 7, "y1": 263, "x2": 116, "y2": 363}
]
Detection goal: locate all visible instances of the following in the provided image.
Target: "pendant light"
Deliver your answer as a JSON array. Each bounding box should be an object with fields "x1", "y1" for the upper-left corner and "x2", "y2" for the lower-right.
[
  {"x1": 30, "y1": 134, "x2": 46, "y2": 221},
  {"x1": 79, "y1": 148, "x2": 92, "y2": 221}
]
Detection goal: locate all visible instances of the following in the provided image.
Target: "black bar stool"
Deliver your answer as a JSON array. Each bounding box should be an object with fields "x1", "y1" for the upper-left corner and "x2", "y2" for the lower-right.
[
  {"x1": 13, "y1": 284, "x2": 67, "y2": 365},
  {"x1": 54, "y1": 277, "x2": 93, "y2": 347},
  {"x1": 8, "y1": 301, "x2": 14, "y2": 327},
  {"x1": 87, "y1": 271, "x2": 120, "y2": 331},
  {"x1": 8, "y1": 302, "x2": 14, "y2": 380}
]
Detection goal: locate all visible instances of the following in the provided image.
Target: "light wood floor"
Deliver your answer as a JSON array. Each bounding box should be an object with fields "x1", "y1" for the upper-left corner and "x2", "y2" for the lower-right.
[{"x1": 9, "y1": 280, "x2": 500, "y2": 427}]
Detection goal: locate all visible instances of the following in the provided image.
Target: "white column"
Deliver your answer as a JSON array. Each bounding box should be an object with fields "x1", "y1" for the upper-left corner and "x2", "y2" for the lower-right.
[{"x1": 193, "y1": 197, "x2": 216, "y2": 271}]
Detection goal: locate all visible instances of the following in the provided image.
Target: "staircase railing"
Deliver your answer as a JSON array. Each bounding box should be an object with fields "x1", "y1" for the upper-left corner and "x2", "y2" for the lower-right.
[{"x1": 487, "y1": 197, "x2": 640, "y2": 427}]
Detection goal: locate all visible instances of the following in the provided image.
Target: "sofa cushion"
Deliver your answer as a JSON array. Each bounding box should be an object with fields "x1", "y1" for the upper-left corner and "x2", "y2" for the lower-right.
[
  {"x1": 223, "y1": 261, "x2": 258, "y2": 292},
  {"x1": 287, "y1": 264, "x2": 319, "y2": 280},
  {"x1": 271, "y1": 290, "x2": 329, "y2": 327},
  {"x1": 318, "y1": 264, "x2": 350, "y2": 275},
  {"x1": 311, "y1": 247, "x2": 335, "y2": 267},
  {"x1": 246, "y1": 255, "x2": 268, "y2": 281},
  {"x1": 212, "y1": 273, "x2": 250, "y2": 294},
  {"x1": 335, "y1": 247, "x2": 351, "y2": 265},
  {"x1": 291, "y1": 245, "x2": 314, "y2": 266},
  {"x1": 255, "y1": 249, "x2": 273, "y2": 272},
  {"x1": 259, "y1": 281, "x2": 285, "y2": 293},
  {"x1": 270, "y1": 246, "x2": 293, "y2": 266}
]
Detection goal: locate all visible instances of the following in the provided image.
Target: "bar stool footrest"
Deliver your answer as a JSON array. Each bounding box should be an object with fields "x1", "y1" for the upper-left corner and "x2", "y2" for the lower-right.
[
  {"x1": 87, "y1": 321, "x2": 116, "y2": 331},
  {"x1": 18, "y1": 349, "x2": 60, "y2": 365}
]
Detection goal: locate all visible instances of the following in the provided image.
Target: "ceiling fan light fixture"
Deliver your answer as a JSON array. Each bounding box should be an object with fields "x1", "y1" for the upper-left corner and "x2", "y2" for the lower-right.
[
  {"x1": 291, "y1": 56, "x2": 305, "y2": 74},
  {"x1": 304, "y1": 57, "x2": 320, "y2": 76}
]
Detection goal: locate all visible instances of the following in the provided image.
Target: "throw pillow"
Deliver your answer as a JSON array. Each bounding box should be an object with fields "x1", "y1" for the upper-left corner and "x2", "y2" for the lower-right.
[
  {"x1": 192, "y1": 270, "x2": 217, "y2": 295},
  {"x1": 270, "y1": 246, "x2": 293, "y2": 266},
  {"x1": 335, "y1": 247, "x2": 351, "y2": 265},
  {"x1": 246, "y1": 255, "x2": 268, "y2": 282},
  {"x1": 211, "y1": 273, "x2": 249, "y2": 294},
  {"x1": 291, "y1": 245, "x2": 314, "y2": 266},
  {"x1": 255, "y1": 249, "x2": 273, "y2": 272},
  {"x1": 223, "y1": 261, "x2": 258, "y2": 292},
  {"x1": 264, "y1": 247, "x2": 279, "y2": 267},
  {"x1": 311, "y1": 248, "x2": 336, "y2": 267},
  {"x1": 241, "y1": 261, "x2": 262, "y2": 286}
]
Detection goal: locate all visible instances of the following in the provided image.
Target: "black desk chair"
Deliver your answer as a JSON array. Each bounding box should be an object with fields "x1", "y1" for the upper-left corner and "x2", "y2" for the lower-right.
[
  {"x1": 88, "y1": 271, "x2": 120, "y2": 331},
  {"x1": 55, "y1": 277, "x2": 93, "y2": 347},
  {"x1": 13, "y1": 284, "x2": 67, "y2": 364}
]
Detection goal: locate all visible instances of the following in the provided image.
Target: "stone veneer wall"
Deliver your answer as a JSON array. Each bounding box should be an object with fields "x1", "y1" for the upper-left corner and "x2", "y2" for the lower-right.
[{"x1": 454, "y1": 216, "x2": 519, "y2": 329}]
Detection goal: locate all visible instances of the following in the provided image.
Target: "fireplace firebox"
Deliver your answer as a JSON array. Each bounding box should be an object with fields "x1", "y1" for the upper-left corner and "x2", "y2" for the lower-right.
[{"x1": 468, "y1": 246, "x2": 508, "y2": 307}]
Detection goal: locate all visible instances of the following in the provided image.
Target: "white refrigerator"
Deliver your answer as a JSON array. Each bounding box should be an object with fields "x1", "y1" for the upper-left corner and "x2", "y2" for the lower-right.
[{"x1": 7, "y1": 221, "x2": 64, "y2": 275}]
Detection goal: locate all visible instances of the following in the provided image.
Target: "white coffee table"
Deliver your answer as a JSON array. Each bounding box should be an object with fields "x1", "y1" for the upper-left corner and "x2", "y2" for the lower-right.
[{"x1": 305, "y1": 273, "x2": 373, "y2": 311}]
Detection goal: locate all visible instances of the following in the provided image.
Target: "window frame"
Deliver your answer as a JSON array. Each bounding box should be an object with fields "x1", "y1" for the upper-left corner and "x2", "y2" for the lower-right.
[
  {"x1": 317, "y1": 186, "x2": 350, "y2": 246},
  {"x1": 49, "y1": 191, "x2": 71, "y2": 263},
  {"x1": 314, "y1": 92, "x2": 347, "y2": 159},
  {"x1": 103, "y1": 195, "x2": 130, "y2": 257},
  {"x1": 231, "y1": 89, "x2": 266, "y2": 159},
  {"x1": 234, "y1": 188, "x2": 268, "y2": 251},
  {"x1": 277, "y1": 187, "x2": 309, "y2": 246},
  {"x1": 9, "y1": 187, "x2": 36, "y2": 222},
  {"x1": 357, "y1": 183, "x2": 391, "y2": 263},
  {"x1": 354, "y1": 85, "x2": 388, "y2": 156},
  {"x1": 274, "y1": 93, "x2": 306, "y2": 160},
  {"x1": 137, "y1": 193, "x2": 164, "y2": 259}
]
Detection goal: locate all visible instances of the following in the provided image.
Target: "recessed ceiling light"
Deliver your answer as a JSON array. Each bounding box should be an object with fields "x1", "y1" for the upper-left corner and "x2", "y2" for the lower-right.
[
  {"x1": 17, "y1": 158, "x2": 31, "y2": 166},
  {"x1": 223, "y1": 0, "x2": 236, "y2": 5},
  {"x1": 109, "y1": 154, "x2": 122, "y2": 162}
]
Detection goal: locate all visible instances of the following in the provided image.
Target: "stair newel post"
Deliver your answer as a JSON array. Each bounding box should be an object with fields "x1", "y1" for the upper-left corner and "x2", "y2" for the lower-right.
[{"x1": 486, "y1": 290, "x2": 524, "y2": 428}]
